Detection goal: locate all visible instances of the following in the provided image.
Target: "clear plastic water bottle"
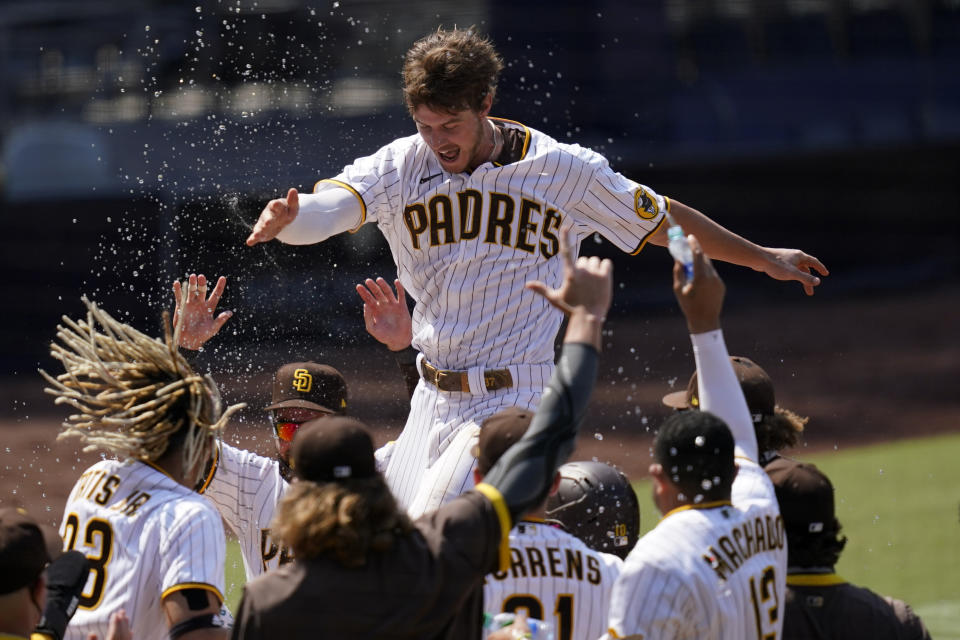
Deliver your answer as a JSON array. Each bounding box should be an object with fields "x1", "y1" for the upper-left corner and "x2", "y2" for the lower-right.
[
  {"x1": 483, "y1": 612, "x2": 555, "y2": 639},
  {"x1": 666, "y1": 214, "x2": 694, "y2": 281}
]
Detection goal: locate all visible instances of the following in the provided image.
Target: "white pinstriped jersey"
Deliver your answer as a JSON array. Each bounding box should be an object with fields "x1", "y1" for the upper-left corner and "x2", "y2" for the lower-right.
[
  {"x1": 484, "y1": 520, "x2": 622, "y2": 640},
  {"x1": 312, "y1": 117, "x2": 667, "y2": 518},
  {"x1": 59, "y1": 459, "x2": 225, "y2": 640},
  {"x1": 605, "y1": 459, "x2": 787, "y2": 640},
  {"x1": 321, "y1": 117, "x2": 667, "y2": 371},
  {"x1": 202, "y1": 442, "x2": 290, "y2": 581}
]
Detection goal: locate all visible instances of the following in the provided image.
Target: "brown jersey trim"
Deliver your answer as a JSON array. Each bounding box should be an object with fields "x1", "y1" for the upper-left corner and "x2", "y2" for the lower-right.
[
  {"x1": 161, "y1": 582, "x2": 224, "y2": 604},
  {"x1": 787, "y1": 573, "x2": 848, "y2": 587},
  {"x1": 196, "y1": 444, "x2": 220, "y2": 495},
  {"x1": 630, "y1": 213, "x2": 666, "y2": 256},
  {"x1": 314, "y1": 178, "x2": 367, "y2": 233},
  {"x1": 475, "y1": 482, "x2": 512, "y2": 573},
  {"x1": 489, "y1": 117, "x2": 531, "y2": 165},
  {"x1": 141, "y1": 459, "x2": 176, "y2": 482}
]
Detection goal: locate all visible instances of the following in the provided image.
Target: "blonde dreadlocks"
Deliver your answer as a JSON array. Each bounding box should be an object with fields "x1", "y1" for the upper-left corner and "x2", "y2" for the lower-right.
[{"x1": 40, "y1": 285, "x2": 245, "y2": 477}]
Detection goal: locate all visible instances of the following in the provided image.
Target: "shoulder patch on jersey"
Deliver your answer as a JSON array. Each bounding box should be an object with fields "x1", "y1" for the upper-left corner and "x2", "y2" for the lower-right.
[{"x1": 633, "y1": 187, "x2": 659, "y2": 220}]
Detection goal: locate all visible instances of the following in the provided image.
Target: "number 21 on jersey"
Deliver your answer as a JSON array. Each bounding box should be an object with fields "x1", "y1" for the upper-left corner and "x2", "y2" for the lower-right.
[{"x1": 502, "y1": 593, "x2": 573, "y2": 640}]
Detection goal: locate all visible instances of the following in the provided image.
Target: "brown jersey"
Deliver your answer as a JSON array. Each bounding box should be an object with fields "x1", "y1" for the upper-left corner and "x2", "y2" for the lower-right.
[
  {"x1": 231, "y1": 488, "x2": 508, "y2": 640},
  {"x1": 783, "y1": 573, "x2": 931, "y2": 640}
]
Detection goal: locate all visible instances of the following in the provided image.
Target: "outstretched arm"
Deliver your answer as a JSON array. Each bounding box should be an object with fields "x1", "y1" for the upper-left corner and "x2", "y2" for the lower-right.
[
  {"x1": 650, "y1": 200, "x2": 829, "y2": 296},
  {"x1": 672, "y1": 235, "x2": 757, "y2": 461},
  {"x1": 481, "y1": 235, "x2": 611, "y2": 524},
  {"x1": 246, "y1": 185, "x2": 363, "y2": 246}
]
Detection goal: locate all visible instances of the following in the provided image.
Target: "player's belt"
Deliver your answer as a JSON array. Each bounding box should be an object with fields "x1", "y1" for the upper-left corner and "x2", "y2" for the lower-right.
[{"x1": 420, "y1": 360, "x2": 514, "y2": 393}]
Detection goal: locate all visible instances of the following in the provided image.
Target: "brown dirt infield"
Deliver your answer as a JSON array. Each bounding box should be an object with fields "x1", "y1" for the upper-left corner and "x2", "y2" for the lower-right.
[{"x1": 2, "y1": 282, "x2": 958, "y2": 528}]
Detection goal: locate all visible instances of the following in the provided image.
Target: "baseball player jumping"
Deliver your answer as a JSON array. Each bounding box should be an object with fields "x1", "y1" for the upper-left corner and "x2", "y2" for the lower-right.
[
  {"x1": 604, "y1": 236, "x2": 787, "y2": 639},
  {"x1": 41, "y1": 283, "x2": 243, "y2": 640},
  {"x1": 246, "y1": 28, "x2": 829, "y2": 518}
]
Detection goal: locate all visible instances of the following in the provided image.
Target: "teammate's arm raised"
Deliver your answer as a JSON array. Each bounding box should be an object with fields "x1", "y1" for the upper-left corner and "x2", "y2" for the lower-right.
[
  {"x1": 672, "y1": 234, "x2": 757, "y2": 461},
  {"x1": 172, "y1": 274, "x2": 232, "y2": 350},
  {"x1": 480, "y1": 233, "x2": 611, "y2": 523},
  {"x1": 356, "y1": 277, "x2": 413, "y2": 352},
  {"x1": 650, "y1": 200, "x2": 829, "y2": 296}
]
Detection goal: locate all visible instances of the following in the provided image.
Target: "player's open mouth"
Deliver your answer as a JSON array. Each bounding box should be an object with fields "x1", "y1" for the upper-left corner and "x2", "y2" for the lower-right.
[{"x1": 438, "y1": 148, "x2": 459, "y2": 163}]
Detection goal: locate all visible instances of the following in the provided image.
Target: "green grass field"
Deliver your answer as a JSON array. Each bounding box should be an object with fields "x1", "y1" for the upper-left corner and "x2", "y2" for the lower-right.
[{"x1": 223, "y1": 433, "x2": 960, "y2": 637}]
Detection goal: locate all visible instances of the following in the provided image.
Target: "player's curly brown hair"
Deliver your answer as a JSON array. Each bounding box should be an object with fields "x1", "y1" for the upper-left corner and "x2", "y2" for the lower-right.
[
  {"x1": 272, "y1": 476, "x2": 413, "y2": 567},
  {"x1": 756, "y1": 406, "x2": 808, "y2": 454},
  {"x1": 402, "y1": 27, "x2": 504, "y2": 115}
]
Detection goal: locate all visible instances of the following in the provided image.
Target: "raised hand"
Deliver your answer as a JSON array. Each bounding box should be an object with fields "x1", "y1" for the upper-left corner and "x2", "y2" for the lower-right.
[
  {"x1": 172, "y1": 274, "x2": 232, "y2": 350},
  {"x1": 759, "y1": 247, "x2": 829, "y2": 296},
  {"x1": 525, "y1": 230, "x2": 613, "y2": 320},
  {"x1": 356, "y1": 277, "x2": 413, "y2": 351},
  {"x1": 246, "y1": 187, "x2": 300, "y2": 246},
  {"x1": 672, "y1": 234, "x2": 725, "y2": 334}
]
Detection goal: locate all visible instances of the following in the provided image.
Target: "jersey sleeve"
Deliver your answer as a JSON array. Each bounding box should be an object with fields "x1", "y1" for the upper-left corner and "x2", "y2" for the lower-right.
[
  {"x1": 731, "y1": 457, "x2": 779, "y2": 511},
  {"x1": 201, "y1": 443, "x2": 282, "y2": 541},
  {"x1": 323, "y1": 138, "x2": 410, "y2": 226},
  {"x1": 566, "y1": 145, "x2": 667, "y2": 256},
  {"x1": 606, "y1": 559, "x2": 700, "y2": 640},
  {"x1": 157, "y1": 499, "x2": 226, "y2": 603}
]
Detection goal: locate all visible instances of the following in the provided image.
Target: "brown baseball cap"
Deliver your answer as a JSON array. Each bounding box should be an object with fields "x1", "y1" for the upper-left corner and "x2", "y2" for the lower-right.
[
  {"x1": 291, "y1": 416, "x2": 376, "y2": 482},
  {"x1": 766, "y1": 458, "x2": 836, "y2": 534},
  {"x1": 474, "y1": 407, "x2": 533, "y2": 474},
  {"x1": 0, "y1": 508, "x2": 63, "y2": 594},
  {"x1": 265, "y1": 362, "x2": 348, "y2": 414},
  {"x1": 662, "y1": 356, "x2": 775, "y2": 423}
]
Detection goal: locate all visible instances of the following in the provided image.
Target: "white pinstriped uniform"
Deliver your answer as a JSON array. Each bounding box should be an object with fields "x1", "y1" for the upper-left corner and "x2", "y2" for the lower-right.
[
  {"x1": 605, "y1": 461, "x2": 786, "y2": 640},
  {"x1": 202, "y1": 442, "x2": 290, "y2": 581},
  {"x1": 292, "y1": 118, "x2": 667, "y2": 517},
  {"x1": 59, "y1": 459, "x2": 225, "y2": 640},
  {"x1": 604, "y1": 331, "x2": 787, "y2": 640},
  {"x1": 483, "y1": 520, "x2": 622, "y2": 640}
]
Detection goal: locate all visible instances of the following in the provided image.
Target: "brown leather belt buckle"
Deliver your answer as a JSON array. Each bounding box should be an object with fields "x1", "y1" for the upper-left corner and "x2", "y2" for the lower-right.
[{"x1": 421, "y1": 360, "x2": 513, "y2": 393}]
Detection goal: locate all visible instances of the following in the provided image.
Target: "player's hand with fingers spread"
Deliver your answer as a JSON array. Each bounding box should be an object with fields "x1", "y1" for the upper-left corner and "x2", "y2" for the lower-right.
[
  {"x1": 673, "y1": 234, "x2": 725, "y2": 335},
  {"x1": 172, "y1": 273, "x2": 232, "y2": 350},
  {"x1": 525, "y1": 230, "x2": 613, "y2": 320},
  {"x1": 247, "y1": 187, "x2": 300, "y2": 246},
  {"x1": 356, "y1": 277, "x2": 413, "y2": 351},
  {"x1": 758, "y1": 246, "x2": 829, "y2": 296}
]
